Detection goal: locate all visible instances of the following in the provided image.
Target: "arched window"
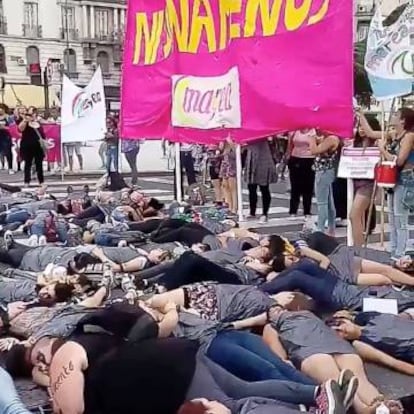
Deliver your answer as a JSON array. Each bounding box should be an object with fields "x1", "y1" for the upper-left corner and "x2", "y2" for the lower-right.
[
  {"x1": 64, "y1": 48, "x2": 77, "y2": 73},
  {"x1": 97, "y1": 50, "x2": 109, "y2": 73},
  {"x1": 0, "y1": 44, "x2": 7, "y2": 73}
]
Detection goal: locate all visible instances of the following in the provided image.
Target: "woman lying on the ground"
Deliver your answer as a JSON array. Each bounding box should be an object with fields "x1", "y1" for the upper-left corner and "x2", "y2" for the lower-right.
[
  {"x1": 272, "y1": 240, "x2": 414, "y2": 287},
  {"x1": 329, "y1": 310, "x2": 414, "y2": 375},
  {"x1": 21, "y1": 302, "x2": 350, "y2": 414},
  {"x1": 137, "y1": 247, "x2": 275, "y2": 291},
  {"x1": 0, "y1": 233, "x2": 169, "y2": 274},
  {"x1": 263, "y1": 306, "x2": 402, "y2": 414},
  {"x1": 261, "y1": 260, "x2": 414, "y2": 313},
  {"x1": 146, "y1": 283, "x2": 319, "y2": 388}
]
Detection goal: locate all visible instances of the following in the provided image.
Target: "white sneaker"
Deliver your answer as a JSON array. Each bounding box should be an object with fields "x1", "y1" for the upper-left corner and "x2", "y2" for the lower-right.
[
  {"x1": 259, "y1": 215, "x2": 268, "y2": 223},
  {"x1": 8, "y1": 170, "x2": 14, "y2": 175},
  {"x1": 28, "y1": 235, "x2": 38, "y2": 246},
  {"x1": 38, "y1": 235, "x2": 47, "y2": 246}
]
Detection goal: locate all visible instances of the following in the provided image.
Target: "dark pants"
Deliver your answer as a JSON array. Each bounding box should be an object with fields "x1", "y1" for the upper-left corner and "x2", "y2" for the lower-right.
[
  {"x1": 186, "y1": 355, "x2": 316, "y2": 410},
  {"x1": 306, "y1": 232, "x2": 340, "y2": 256},
  {"x1": 180, "y1": 151, "x2": 196, "y2": 186},
  {"x1": 0, "y1": 244, "x2": 32, "y2": 267},
  {"x1": 151, "y1": 222, "x2": 212, "y2": 246},
  {"x1": 260, "y1": 261, "x2": 344, "y2": 311},
  {"x1": 207, "y1": 331, "x2": 316, "y2": 386},
  {"x1": 124, "y1": 148, "x2": 139, "y2": 185},
  {"x1": 248, "y1": 184, "x2": 271, "y2": 217},
  {"x1": 22, "y1": 149, "x2": 44, "y2": 185},
  {"x1": 0, "y1": 139, "x2": 13, "y2": 170},
  {"x1": 73, "y1": 205, "x2": 105, "y2": 228},
  {"x1": 288, "y1": 157, "x2": 315, "y2": 216},
  {"x1": 157, "y1": 251, "x2": 242, "y2": 290},
  {"x1": 128, "y1": 219, "x2": 165, "y2": 233},
  {"x1": 333, "y1": 178, "x2": 347, "y2": 220}
]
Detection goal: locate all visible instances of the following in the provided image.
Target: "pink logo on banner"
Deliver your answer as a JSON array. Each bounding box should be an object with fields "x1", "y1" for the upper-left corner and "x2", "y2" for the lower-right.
[{"x1": 121, "y1": 0, "x2": 353, "y2": 143}]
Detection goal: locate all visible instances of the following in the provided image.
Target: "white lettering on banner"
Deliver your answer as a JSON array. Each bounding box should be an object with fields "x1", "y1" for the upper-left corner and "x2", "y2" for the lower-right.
[
  {"x1": 365, "y1": 5, "x2": 414, "y2": 80},
  {"x1": 337, "y1": 147, "x2": 381, "y2": 179},
  {"x1": 171, "y1": 66, "x2": 241, "y2": 129}
]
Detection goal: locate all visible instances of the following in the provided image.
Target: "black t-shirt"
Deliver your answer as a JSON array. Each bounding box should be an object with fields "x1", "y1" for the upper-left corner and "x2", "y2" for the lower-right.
[
  {"x1": 86, "y1": 337, "x2": 199, "y2": 414},
  {"x1": 0, "y1": 116, "x2": 10, "y2": 145},
  {"x1": 19, "y1": 119, "x2": 44, "y2": 152}
]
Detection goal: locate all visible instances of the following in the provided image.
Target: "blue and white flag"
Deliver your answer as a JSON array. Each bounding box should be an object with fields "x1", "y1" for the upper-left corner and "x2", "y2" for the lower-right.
[{"x1": 364, "y1": 6, "x2": 414, "y2": 100}]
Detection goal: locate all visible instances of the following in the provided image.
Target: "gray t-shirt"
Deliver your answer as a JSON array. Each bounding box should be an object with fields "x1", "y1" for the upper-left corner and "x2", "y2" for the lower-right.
[
  {"x1": 202, "y1": 235, "x2": 222, "y2": 251},
  {"x1": 0, "y1": 277, "x2": 36, "y2": 303},
  {"x1": 19, "y1": 246, "x2": 94, "y2": 272},
  {"x1": 215, "y1": 284, "x2": 274, "y2": 322},
  {"x1": 358, "y1": 312, "x2": 414, "y2": 362},
  {"x1": 270, "y1": 311, "x2": 355, "y2": 366}
]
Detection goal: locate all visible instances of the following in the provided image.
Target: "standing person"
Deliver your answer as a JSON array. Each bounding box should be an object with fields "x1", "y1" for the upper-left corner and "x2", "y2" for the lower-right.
[
  {"x1": 180, "y1": 143, "x2": 197, "y2": 187},
  {"x1": 105, "y1": 116, "x2": 119, "y2": 173},
  {"x1": 64, "y1": 143, "x2": 83, "y2": 173},
  {"x1": 244, "y1": 138, "x2": 278, "y2": 223},
  {"x1": 0, "y1": 105, "x2": 13, "y2": 174},
  {"x1": 310, "y1": 132, "x2": 340, "y2": 236},
  {"x1": 122, "y1": 138, "x2": 140, "y2": 185},
  {"x1": 359, "y1": 108, "x2": 414, "y2": 259},
  {"x1": 219, "y1": 137, "x2": 237, "y2": 214},
  {"x1": 207, "y1": 145, "x2": 223, "y2": 205},
  {"x1": 18, "y1": 106, "x2": 45, "y2": 188},
  {"x1": 288, "y1": 129, "x2": 316, "y2": 219},
  {"x1": 349, "y1": 118, "x2": 380, "y2": 246}
]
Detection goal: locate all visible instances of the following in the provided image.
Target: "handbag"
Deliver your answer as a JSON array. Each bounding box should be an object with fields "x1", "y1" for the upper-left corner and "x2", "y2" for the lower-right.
[{"x1": 33, "y1": 126, "x2": 49, "y2": 156}]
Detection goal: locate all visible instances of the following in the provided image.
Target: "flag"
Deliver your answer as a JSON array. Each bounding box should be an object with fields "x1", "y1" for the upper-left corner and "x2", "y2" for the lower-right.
[{"x1": 61, "y1": 67, "x2": 107, "y2": 143}]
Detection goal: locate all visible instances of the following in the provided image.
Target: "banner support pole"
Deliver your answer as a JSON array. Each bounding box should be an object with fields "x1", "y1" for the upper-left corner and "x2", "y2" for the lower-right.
[
  {"x1": 60, "y1": 130, "x2": 64, "y2": 183},
  {"x1": 346, "y1": 178, "x2": 354, "y2": 246},
  {"x1": 175, "y1": 143, "x2": 182, "y2": 202},
  {"x1": 236, "y1": 144, "x2": 244, "y2": 222}
]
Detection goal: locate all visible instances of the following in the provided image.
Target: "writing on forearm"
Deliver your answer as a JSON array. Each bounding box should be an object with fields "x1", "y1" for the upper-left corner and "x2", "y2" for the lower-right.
[{"x1": 51, "y1": 360, "x2": 74, "y2": 394}]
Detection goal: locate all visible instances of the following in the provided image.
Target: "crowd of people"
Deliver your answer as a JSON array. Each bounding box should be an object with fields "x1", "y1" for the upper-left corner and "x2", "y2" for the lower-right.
[
  {"x1": 0, "y1": 105, "x2": 141, "y2": 184},
  {"x1": 0, "y1": 102, "x2": 412, "y2": 413}
]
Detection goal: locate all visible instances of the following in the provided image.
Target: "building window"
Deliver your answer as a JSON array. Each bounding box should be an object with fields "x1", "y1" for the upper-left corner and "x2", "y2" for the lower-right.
[
  {"x1": 97, "y1": 51, "x2": 109, "y2": 73},
  {"x1": 61, "y1": 5, "x2": 75, "y2": 30},
  {"x1": 64, "y1": 48, "x2": 77, "y2": 74},
  {"x1": 26, "y1": 45, "x2": 41, "y2": 85},
  {"x1": 0, "y1": 44, "x2": 6, "y2": 73},
  {"x1": 95, "y1": 8, "x2": 110, "y2": 38},
  {"x1": 24, "y1": 2, "x2": 38, "y2": 28}
]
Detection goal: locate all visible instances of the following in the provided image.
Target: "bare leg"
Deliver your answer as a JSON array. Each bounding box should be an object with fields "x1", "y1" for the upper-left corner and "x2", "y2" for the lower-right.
[
  {"x1": 228, "y1": 177, "x2": 237, "y2": 213},
  {"x1": 350, "y1": 193, "x2": 371, "y2": 247},
  {"x1": 360, "y1": 259, "x2": 414, "y2": 286},
  {"x1": 77, "y1": 154, "x2": 83, "y2": 170},
  {"x1": 334, "y1": 354, "x2": 381, "y2": 413},
  {"x1": 357, "y1": 273, "x2": 393, "y2": 286},
  {"x1": 148, "y1": 289, "x2": 186, "y2": 308},
  {"x1": 212, "y1": 179, "x2": 223, "y2": 203}
]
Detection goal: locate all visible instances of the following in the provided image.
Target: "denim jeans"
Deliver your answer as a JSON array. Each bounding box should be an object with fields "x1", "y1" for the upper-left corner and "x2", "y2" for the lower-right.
[
  {"x1": 3, "y1": 209, "x2": 30, "y2": 225},
  {"x1": 30, "y1": 222, "x2": 68, "y2": 242},
  {"x1": 106, "y1": 145, "x2": 119, "y2": 172},
  {"x1": 314, "y1": 168, "x2": 336, "y2": 233},
  {"x1": 207, "y1": 330, "x2": 316, "y2": 386},
  {"x1": 0, "y1": 367, "x2": 31, "y2": 414}
]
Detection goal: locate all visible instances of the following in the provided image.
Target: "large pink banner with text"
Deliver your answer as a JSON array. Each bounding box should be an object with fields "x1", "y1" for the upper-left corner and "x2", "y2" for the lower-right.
[{"x1": 121, "y1": 0, "x2": 353, "y2": 143}]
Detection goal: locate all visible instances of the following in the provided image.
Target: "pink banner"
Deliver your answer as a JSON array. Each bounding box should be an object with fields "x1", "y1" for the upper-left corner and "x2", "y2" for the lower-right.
[
  {"x1": 9, "y1": 124, "x2": 61, "y2": 162},
  {"x1": 121, "y1": 0, "x2": 353, "y2": 143}
]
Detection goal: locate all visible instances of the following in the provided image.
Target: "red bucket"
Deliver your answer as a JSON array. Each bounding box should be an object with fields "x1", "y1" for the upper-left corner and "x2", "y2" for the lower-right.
[{"x1": 375, "y1": 161, "x2": 397, "y2": 189}]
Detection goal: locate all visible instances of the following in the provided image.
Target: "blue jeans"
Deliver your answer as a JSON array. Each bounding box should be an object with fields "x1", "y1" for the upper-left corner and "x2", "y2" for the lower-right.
[
  {"x1": 0, "y1": 367, "x2": 31, "y2": 414},
  {"x1": 30, "y1": 222, "x2": 68, "y2": 242},
  {"x1": 388, "y1": 171, "x2": 414, "y2": 257},
  {"x1": 4, "y1": 209, "x2": 30, "y2": 225},
  {"x1": 314, "y1": 169, "x2": 336, "y2": 233},
  {"x1": 207, "y1": 331, "x2": 316, "y2": 386},
  {"x1": 106, "y1": 145, "x2": 119, "y2": 172}
]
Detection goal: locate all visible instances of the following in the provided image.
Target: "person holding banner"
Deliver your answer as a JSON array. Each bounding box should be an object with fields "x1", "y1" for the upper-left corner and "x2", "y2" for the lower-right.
[
  {"x1": 17, "y1": 106, "x2": 45, "y2": 188},
  {"x1": 359, "y1": 108, "x2": 414, "y2": 259}
]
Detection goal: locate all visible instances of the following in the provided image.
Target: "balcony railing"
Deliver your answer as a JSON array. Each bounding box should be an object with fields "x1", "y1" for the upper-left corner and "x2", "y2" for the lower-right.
[
  {"x1": 60, "y1": 28, "x2": 79, "y2": 41},
  {"x1": 22, "y1": 24, "x2": 42, "y2": 38},
  {"x1": 0, "y1": 16, "x2": 7, "y2": 35}
]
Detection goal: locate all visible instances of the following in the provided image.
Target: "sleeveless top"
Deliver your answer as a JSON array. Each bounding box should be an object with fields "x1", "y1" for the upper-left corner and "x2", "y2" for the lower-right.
[{"x1": 313, "y1": 149, "x2": 339, "y2": 172}]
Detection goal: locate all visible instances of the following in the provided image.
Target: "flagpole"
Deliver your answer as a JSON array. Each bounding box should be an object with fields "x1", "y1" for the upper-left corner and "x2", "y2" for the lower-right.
[{"x1": 236, "y1": 143, "x2": 244, "y2": 222}]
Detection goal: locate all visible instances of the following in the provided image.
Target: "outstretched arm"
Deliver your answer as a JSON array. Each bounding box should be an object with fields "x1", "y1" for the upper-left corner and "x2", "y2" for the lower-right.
[{"x1": 299, "y1": 246, "x2": 330, "y2": 269}]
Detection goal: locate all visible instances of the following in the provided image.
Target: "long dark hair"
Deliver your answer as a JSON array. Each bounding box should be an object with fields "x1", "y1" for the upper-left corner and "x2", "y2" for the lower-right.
[
  {"x1": 400, "y1": 107, "x2": 414, "y2": 132},
  {"x1": 354, "y1": 116, "x2": 381, "y2": 148}
]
